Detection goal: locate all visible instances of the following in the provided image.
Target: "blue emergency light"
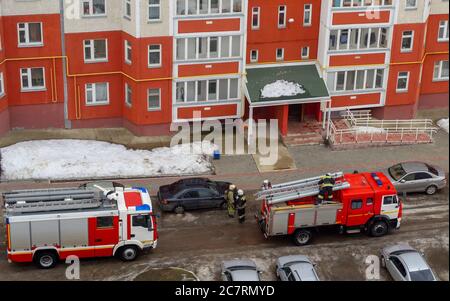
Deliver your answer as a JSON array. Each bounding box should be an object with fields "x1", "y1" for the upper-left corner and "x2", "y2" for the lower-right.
[
  {"x1": 136, "y1": 204, "x2": 151, "y2": 211},
  {"x1": 371, "y1": 173, "x2": 383, "y2": 187},
  {"x1": 132, "y1": 187, "x2": 148, "y2": 193}
]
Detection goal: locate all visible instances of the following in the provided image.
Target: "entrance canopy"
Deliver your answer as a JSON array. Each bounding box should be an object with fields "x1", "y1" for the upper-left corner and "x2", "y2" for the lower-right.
[{"x1": 244, "y1": 63, "x2": 330, "y2": 107}]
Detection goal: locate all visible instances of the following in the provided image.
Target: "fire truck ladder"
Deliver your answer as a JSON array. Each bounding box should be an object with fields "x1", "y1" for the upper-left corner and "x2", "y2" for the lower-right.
[
  {"x1": 255, "y1": 172, "x2": 351, "y2": 205},
  {"x1": 2, "y1": 188, "x2": 103, "y2": 214}
]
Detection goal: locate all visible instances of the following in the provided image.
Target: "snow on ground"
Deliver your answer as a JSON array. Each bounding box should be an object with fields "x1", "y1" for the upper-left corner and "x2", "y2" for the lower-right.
[
  {"x1": 261, "y1": 80, "x2": 305, "y2": 98},
  {"x1": 0, "y1": 139, "x2": 217, "y2": 181},
  {"x1": 353, "y1": 126, "x2": 387, "y2": 134},
  {"x1": 437, "y1": 118, "x2": 449, "y2": 133}
]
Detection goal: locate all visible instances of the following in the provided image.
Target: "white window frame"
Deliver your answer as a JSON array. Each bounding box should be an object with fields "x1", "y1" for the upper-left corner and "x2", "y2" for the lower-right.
[
  {"x1": 278, "y1": 5, "x2": 286, "y2": 29},
  {"x1": 148, "y1": 44, "x2": 162, "y2": 68},
  {"x1": 175, "y1": 77, "x2": 240, "y2": 104},
  {"x1": 303, "y1": 4, "x2": 312, "y2": 27},
  {"x1": 401, "y1": 30, "x2": 414, "y2": 53},
  {"x1": 252, "y1": 7, "x2": 260, "y2": 30},
  {"x1": 276, "y1": 48, "x2": 284, "y2": 61},
  {"x1": 405, "y1": 0, "x2": 417, "y2": 9},
  {"x1": 438, "y1": 20, "x2": 449, "y2": 42},
  {"x1": 85, "y1": 82, "x2": 110, "y2": 105},
  {"x1": 147, "y1": 88, "x2": 161, "y2": 111},
  {"x1": 175, "y1": 35, "x2": 242, "y2": 62},
  {"x1": 124, "y1": 0, "x2": 132, "y2": 19},
  {"x1": 83, "y1": 39, "x2": 108, "y2": 63},
  {"x1": 125, "y1": 83, "x2": 132, "y2": 107},
  {"x1": 82, "y1": 0, "x2": 107, "y2": 17},
  {"x1": 328, "y1": 68, "x2": 385, "y2": 93},
  {"x1": 301, "y1": 46, "x2": 310, "y2": 59},
  {"x1": 20, "y1": 67, "x2": 46, "y2": 92},
  {"x1": 250, "y1": 49, "x2": 258, "y2": 63},
  {"x1": 148, "y1": 0, "x2": 161, "y2": 21},
  {"x1": 124, "y1": 40, "x2": 132, "y2": 64},
  {"x1": 396, "y1": 71, "x2": 410, "y2": 92},
  {"x1": 17, "y1": 22, "x2": 43, "y2": 47},
  {"x1": 433, "y1": 60, "x2": 449, "y2": 81},
  {"x1": 0, "y1": 72, "x2": 4, "y2": 97}
]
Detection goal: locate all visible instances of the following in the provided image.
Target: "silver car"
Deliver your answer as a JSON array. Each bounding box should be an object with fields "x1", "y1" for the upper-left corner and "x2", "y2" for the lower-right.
[
  {"x1": 276, "y1": 255, "x2": 320, "y2": 281},
  {"x1": 381, "y1": 244, "x2": 437, "y2": 281},
  {"x1": 221, "y1": 260, "x2": 262, "y2": 281},
  {"x1": 384, "y1": 162, "x2": 447, "y2": 195}
]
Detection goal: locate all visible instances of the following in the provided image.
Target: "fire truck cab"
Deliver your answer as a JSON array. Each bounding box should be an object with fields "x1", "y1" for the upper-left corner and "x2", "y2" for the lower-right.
[
  {"x1": 2, "y1": 183, "x2": 158, "y2": 269},
  {"x1": 256, "y1": 172, "x2": 402, "y2": 246}
]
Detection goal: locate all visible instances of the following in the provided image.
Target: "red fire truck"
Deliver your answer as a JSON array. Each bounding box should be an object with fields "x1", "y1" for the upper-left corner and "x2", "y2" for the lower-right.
[
  {"x1": 2, "y1": 182, "x2": 158, "y2": 269},
  {"x1": 255, "y1": 172, "x2": 403, "y2": 246}
]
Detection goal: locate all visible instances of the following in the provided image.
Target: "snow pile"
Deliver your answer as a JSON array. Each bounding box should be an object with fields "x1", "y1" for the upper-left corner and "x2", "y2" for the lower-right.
[
  {"x1": 353, "y1": 126, "x2": 387, "y2": 134},
  {"x1": 0, "y1": 140, "x2": 216, "y2": 181},
  {"x1": 437, "y1": 118, "x2": 449, "y2": 133},
  {"x1": 260, "y1": 80, "x2": 305, "y2": 98}
]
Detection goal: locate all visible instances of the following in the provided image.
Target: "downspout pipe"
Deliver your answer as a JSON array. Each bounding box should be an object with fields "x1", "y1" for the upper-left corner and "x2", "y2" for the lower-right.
[{"x1": 59, "y1": 0, "x2": 71, "y2": 129}]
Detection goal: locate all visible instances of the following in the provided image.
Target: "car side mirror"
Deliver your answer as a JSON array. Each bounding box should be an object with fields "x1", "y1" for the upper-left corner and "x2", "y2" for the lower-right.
[
  {"x1": 313, "y1": 263, "x2": 317, "y2": 267},
  {"x1": 400, "y1": 179, "x2": 406, "y2": 183},
  {"x1": 258, "y1": 271, "x2": 263, "y2": 274}
]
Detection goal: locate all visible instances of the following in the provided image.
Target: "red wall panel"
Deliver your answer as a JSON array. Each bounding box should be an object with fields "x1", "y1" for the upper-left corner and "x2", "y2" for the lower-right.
[
  {"x1": 177, "y1": 104, "x2": 238, "y2": 119},
  {"x1": 332, "y1": 11, "x2": 391, "y2": 25},
  {"x1": 425, "y1": 14, "x2": 449, "y2": 53},
  {"x1": 178, "y1": 62, "x2": 239, "y2": 77},
  {"x1": 390, "y1": 23, "x2": 426, "y2": 63},
  {"x1": 385, "y1": 64, "x2": 422, "y2": 106},
  {"x1": 329, "y1": 53, "x2": 386, "y2": 67},
  {"x1": 178, "y1": 18, "x2": 241, "y2": 33},
  {"x1": 331, "y1": 93, "x2": 381, "y2": 108},
  {"x1": 420, "y1": 53, "x2": 449, "y2": 95}
]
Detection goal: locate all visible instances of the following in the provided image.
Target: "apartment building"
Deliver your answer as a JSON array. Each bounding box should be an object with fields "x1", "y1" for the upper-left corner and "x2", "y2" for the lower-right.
[{"x1": 0, "y1": 0, "x2": 448, "y2": 137}]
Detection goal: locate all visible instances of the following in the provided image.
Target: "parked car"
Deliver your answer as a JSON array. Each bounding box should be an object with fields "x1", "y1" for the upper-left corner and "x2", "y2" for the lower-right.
[
  {"x1": 221, "y1": 260, "x2": 262, "y2": 281},
  {"x1": 384, "y1": 162, "x2": 447, "y2": 195},
  {"x1": 275, "y1": 255, "x2": 320, "y2": 281},
  {"x1": 381, "y1": 244, "x2": 437, "y2": 281},
  {"x1": 158, "y1": 178, "x2": 231, "y2": 214}
]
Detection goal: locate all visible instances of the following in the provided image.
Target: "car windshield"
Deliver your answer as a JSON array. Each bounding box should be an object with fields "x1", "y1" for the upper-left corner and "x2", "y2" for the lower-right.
[
  {"x1": 388, "y1": 164, "x2": 407, "y2": 181},
  {"x1": 410, "y1": 269, "x2": 435, "y2": 281},
  {"x1": 426, "y1": 165, "x2": 439, "y2": 176}
]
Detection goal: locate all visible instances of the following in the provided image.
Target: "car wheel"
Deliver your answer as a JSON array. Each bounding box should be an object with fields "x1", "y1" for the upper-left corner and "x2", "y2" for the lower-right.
[
  {"x1": 425, "y1": 185, "x2": 438, "y2": 195},
  {"x1": 34, "y1": 251, "x2": 58, "y2": 269},
  {"x1": 119, "y1": 245, "x2": 139, "y2": 262},
  {"x1": 370, "y1": 220, "x2": 388, "y2": 237},
  {"x1": 174, "y1": 205, "x2": 185, "y2": 214},
  {"x1": 293, "y1": 229, "x2": 312, "y2": 246}
]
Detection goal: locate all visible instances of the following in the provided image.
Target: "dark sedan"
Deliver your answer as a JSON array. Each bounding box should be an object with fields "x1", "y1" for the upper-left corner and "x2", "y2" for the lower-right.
[{"x1": 157, "y1": 178, "x2": 232, "y2": 214}]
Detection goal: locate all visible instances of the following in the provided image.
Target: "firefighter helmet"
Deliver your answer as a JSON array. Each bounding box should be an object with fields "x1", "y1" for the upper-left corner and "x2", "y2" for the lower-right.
[{"x1": 237, "y1": 189, "x2": 244, "y2": 196}]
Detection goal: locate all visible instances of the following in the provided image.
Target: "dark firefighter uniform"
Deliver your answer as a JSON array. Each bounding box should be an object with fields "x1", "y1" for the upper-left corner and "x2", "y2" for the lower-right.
[
  {"x1": 318, "y1": 174, "x2": 335, "y2": 204},
  {"x1": 236, "y1": 190, "x2": 247, "y2": 224}
]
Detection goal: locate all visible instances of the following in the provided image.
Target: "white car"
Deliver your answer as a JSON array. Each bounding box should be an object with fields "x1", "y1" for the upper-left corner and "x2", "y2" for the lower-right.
[
  {"x1": 276, "y1": 255, "x2": 320, "y2": 281},
  {"x1": 381, "y1": 244, "x2": 437, "y2": 281},
  {"x1": 221, "y1": 260, "x2": 262, "y2": 281}
]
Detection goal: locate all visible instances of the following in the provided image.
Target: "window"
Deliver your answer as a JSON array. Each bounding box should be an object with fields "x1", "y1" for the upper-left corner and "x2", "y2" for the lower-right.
[
  {"x1": 125, "y1": 83, "x2": 132, "y2": 107},
  {"x1": 396, "y1": 72, "x2": 409, "y2": 92},
  {"x1": 175, "y1": 36, "x2": 242, "y2": 61},
  {"x1": 433, "y1": 60, "x2": 449, "y2": 81},
  {"x1": 329, "y1": 27, "x2": 390, "y2": 51},
  {"x1": 405, "y1": 0, "x2": 417, "y2": 9},
  {"x1": 132, "y1": 215, "x2": 150, "y2": 228},
  {"x1": 20, "y1": 67, "x2": 45, "y2": 91},
  {"x1": 301, "y1": 47, "x2": 310, "y2": 59},
  {"x1": 96, "y1": 216, "x2": 114, "y2": 228},
  {"x1": 148, "y1": 44, "x2": 162, "y2": 67},
  {"x1": 414, "y1": 172, "x2": 433, "y2": 180},
  {"x1": 82, "y1": 0, "x2": 106, "y2": 16},
  {"x1": 147, "y1": 88, "x2": 161, "y2": 110},
  {"x1": 148, "y1": 0, "x2": 161, "y2": 21},
  {"x1": 86, "y1": 82, "x2": 109, "y2": 105},
  {"x1": 366, "y1": 198, "x2": 374, "y2": 206},
  {"x1": 0, "y1": 72, "x2": 4, "y2": 97},
  {"x1": 250, "y1": 50, "x2": 258, "y2": 63},
  {"x1": 176, "y1": 77, "x2": 239, "y2": 103},
  {"x1": 252, "y1": 7, "x2": 260, "y2": 29},
  {"x1": 303, "y1": 4, "x2": 312, "y2": 26},
  {"x1": 124, "y1": 40, "x2": 132, "y2": 64},
  {"x1": 278, "y1": 6, "x2": 286, "y2": 28},
  {"x1": 401, "y1": 30, "x2": 414, "y2": 52},
  {"x1": 351, "y1": 199, "x2": 363, "y2": 210},
  {"x1": 438, "y1": 20, "x2": 449, "y2": 41},
  {"x1": 327, "y1": 68, "x2": 385, "y2": 92},
  {"x1": 124, "y1": 0, "x2": 132, "y2": 18},
  {"x1": 18, "y1": 22, "x2": 43, "y2": 46},
  {"x1": 332, "y1": 0, "x2": 393, "y2": 7},
  {"x1": 390, "y1": 256, "x2": 407, "y2": 278},
  {"x1": 84, "y1": 39, "x2": 107, "y2": 62},
  {"x1": 276, "y1": 48, "x2": 284, "y2": 61},
  {"x1": 177, "y1": 0, "x2": 242, "y2": 16},
  {"x1": 383, "y1": 195, "x2": 398, "y2": 205},
  {"x1": 183, "y1": 190, "x2": 200, "y2": 198}
]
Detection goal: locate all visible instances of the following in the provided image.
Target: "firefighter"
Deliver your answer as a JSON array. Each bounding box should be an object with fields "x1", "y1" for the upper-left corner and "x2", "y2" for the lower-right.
[
  {"x1": 236, "y1": 189, "x2": 247, "y2": 224},
  {"x1": 261, "y1": 179, "x2": 272, "y2": 190},
  {"x1": 226, "y1": 184, "x2": 237, "y2": 218},
  {"x1": 317, "y1": 173, "x2": 335, "y2": 204}
]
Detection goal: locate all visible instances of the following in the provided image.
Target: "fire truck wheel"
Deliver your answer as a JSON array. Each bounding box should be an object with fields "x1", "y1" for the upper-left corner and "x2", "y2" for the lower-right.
[
  {"x1": 369, "y1": 220, "x2": 388, "y2": 237},
  {"x1": 34, "y1": 251, "x2": 58, "y2": 269},
  {"x1": 119, "y1": 245, "x2": 139, "y2": 262},
  {"x1": 174, "y1": 205, "x2": 185, "y2": 214},
  {"x1": 293, "y1": 229, "x2": 312, "y2": 246},
  {"x1": 425, "y1": 185, "x2": 438, "y2": 195}
]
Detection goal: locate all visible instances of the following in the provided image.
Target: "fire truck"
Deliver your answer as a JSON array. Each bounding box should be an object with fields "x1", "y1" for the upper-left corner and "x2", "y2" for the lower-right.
[
  {"x1": 255, "y1": 172, "x2": 402, "y2": 246},
  {"x1": 2, "y1": 182, "x2": 158, "y2": 269}
]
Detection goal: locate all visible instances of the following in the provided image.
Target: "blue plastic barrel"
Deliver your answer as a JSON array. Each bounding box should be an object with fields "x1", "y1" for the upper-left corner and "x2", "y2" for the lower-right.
[{"x1": 213, "y1": 149, "x2": 221, "y2": 160}]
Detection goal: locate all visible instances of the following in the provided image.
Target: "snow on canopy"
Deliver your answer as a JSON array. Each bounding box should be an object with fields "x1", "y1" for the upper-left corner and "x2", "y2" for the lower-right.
[{"x1": 260, "y1": 80, "x2": 306, "y2": 99}]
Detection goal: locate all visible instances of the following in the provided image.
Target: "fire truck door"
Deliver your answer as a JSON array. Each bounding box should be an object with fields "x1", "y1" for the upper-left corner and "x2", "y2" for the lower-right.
[
  {"x1": 129, "y1": 214, "x2": 154, "y2": 244},
  {"x1": 346, "y1": 199, "x2": 365, "y2": 226},
  {"x1": 381, "y1": 195, "x2": 399, "y2": 220},
  {"x1": 92, "y1": 216, "x2": 119, "y2": 256}
]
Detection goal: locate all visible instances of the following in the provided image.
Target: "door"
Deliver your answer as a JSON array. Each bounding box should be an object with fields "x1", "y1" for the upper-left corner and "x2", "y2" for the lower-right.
[
  {"x1": 410, "y1": 172, "x2": 434, "y2": 192},
  {"x1": 129, "y1": 214, "x2": 154, "y2": 245},
  {"x1": 386, "y1": 256, "x2": 407, "y2": 281},
  {"x1": 346, "y1": 199, "x2": 365, "y2": 227},
  {"x1": 180, "y1": 190, "x2": 201, "y2": 209},
  {"x1": 197, "y1": 188, "x2": 222, "y2": 208},
  {"x1": 92, "y1": 216, "x2": 119, "y2": 257},
  {"x1": 397, "y1": 173, "x2": 417, "y2": 193},
  {"x1": 381, "y1": 195, "x2": 400, "y2": 220}
]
